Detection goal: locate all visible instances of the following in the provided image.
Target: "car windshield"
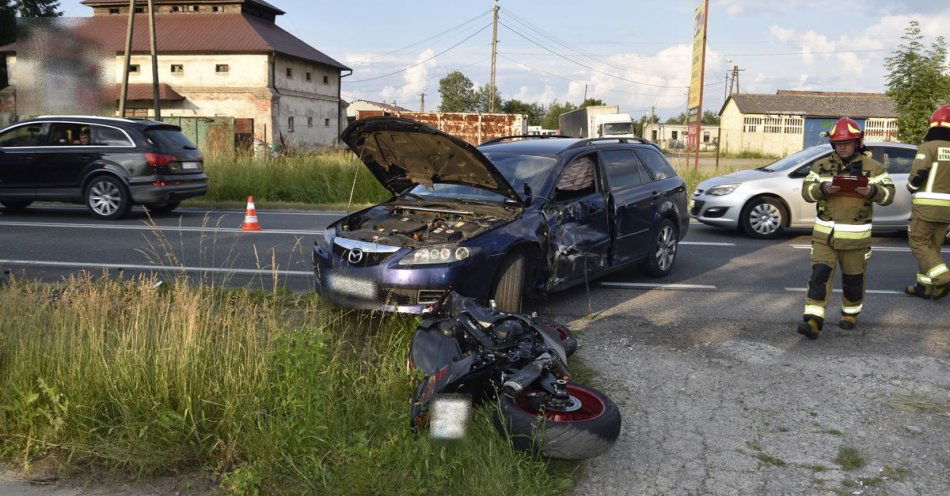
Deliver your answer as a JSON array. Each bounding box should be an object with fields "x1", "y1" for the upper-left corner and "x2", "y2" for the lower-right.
[
  {"x1": 602, "y1": 123, "x2": 633, "y2": 135},
  {"x1": 757, "y1": 146, "x2": 829, "y2": 172},
  {"x1": 407, "y1": 152, "x2": 558, "y2": 203}
]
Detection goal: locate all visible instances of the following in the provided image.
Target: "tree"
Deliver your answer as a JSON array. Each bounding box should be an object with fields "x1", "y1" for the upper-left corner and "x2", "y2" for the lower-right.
[
  {"x1": 702, "y1": 110, "x2": 720, "y2": 125},
  {"x1": 884, "y1": 20, "x2": 950, "y2": 143},
  {"x1": 580, "y1": 98, "x2": 605, "y2": 107},
  {"x1": 541, "y1": 100, "x2": 576, "y2": 130},
  {"x1": 438, "y1": 71, "x2": 476, "y2": 112},
  {"x1": 635, "y1": 113, "x2": 659, "y2": 137},
  {"x1": 0, "y1": 0, "x2": 17, "y2": 88},
  {"x1": 502, "y1": 99, "x2": 545, "y2": 126},
  {"x1": 473, "y1": 82, "x2": 502, "y2": 113},
  {"x1": 665, "y1": 112, "x2": 687, "y2": 125},
  {"x1": 16, "y1": 0, "x2": 61, "y2": 17}
]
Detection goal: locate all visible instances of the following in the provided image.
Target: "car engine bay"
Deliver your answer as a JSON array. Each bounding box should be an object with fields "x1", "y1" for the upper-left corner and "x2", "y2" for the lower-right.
[{"x1": 338, "y1": 202, "x2": 515, "y2": 247}]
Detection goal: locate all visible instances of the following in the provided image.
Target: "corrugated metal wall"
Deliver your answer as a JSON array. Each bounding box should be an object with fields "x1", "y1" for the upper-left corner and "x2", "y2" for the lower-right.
[{"x1": 161, "y1": 116, "x2": 235, "y2": 157}]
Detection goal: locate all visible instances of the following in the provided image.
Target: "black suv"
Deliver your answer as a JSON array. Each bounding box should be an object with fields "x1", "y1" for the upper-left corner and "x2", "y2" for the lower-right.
[{"x1": 0, "y1": 116, "x2": 207, "y2": 219}]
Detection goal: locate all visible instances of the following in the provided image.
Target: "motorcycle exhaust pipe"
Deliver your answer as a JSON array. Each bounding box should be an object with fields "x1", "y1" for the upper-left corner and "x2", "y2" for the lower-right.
[{"x1": 502, "y1": 360, "x2": 544, "y2": 397}]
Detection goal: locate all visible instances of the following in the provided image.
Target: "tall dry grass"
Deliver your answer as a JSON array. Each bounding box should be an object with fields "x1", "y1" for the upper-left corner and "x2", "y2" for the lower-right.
[{"x1": 0, "y1": 276, "x2": 572, "y2": 495}]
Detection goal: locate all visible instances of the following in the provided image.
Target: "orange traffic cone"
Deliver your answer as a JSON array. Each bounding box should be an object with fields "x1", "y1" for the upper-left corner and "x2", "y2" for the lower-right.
[{"x1": 240, "y1": 196, "x2": 262, "y2": 231}]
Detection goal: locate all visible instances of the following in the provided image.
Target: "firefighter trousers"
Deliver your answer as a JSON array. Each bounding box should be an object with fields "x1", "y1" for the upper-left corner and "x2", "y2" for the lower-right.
[
  {"x1": 803, "y1": 242, "x2": 871, "y2": 327},
  {"x1": 908, "y1": 216, "x2": 950, "y2": 288}
]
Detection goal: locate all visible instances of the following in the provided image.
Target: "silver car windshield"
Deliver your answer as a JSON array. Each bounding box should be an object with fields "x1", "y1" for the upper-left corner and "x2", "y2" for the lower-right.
[{"x1": 757, "y1": 146, "x2": 829, "y2": 172}]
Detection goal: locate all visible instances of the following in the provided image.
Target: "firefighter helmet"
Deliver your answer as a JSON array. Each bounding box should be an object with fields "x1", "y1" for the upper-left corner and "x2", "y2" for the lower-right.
[
  {"x1": 828, "y1": 117, "x2": 863, "y2": 143},
  {"x1": 930, "y1": 105, "x2": 950, "y2": 129}
]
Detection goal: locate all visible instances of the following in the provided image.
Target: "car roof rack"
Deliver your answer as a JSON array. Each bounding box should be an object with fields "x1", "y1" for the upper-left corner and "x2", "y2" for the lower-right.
[
  {"x1": 480, "y1": 134, "x2": 574, "y2": 146},
  {"x1": 565, "y1": 137, "x2": 658, "y2": 150}
]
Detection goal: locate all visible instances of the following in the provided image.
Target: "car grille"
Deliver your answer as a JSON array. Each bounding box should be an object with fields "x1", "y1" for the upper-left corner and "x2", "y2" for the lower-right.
[
  {"x1": 690, "y1": 200, "x2": 705, "y2": 216},
  {"x1": 332, "y1": 244, "x2": 393, "y2": 267},
  {"x1": 378, "y1": 287, "x2": 415, "y2": 306}
]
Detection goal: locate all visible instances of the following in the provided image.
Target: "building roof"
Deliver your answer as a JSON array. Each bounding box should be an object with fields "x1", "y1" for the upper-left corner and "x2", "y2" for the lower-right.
[
  {"x1": 80, "y1": 0, "x2": 285, "y2": 15},
  {"x1": 721, "y1": 90, "x2": 896, "y2": 119},
  {"x1": 350, "y1": 99, "x2": 411, "y2": 112},
  {"x1": 104, "y1": 83, "x2": 184, "y2": 101},
  {"x1": 0, "y1": 13, "x2": 349, "y2": 70}
]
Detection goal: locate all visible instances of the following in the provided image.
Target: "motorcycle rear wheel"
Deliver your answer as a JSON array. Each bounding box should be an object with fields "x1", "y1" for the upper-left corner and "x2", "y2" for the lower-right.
[{"x1": 494, "y1": 383, "x2": 621, "y2": 460}]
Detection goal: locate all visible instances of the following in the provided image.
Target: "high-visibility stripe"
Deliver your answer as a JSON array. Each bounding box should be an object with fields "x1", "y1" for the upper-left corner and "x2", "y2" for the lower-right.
[
  {"x1": 930, "y1": 121, "x2": 950, "y2": 128},
  {"x1": 925, "y1": 163, "x2": 939, "y2": 193},
  {"x1": 842, "y1": 304, "x2": 863, "y2": 315},
  {"x1": 835, "y1": 230, "x2": 872, "y2": 240},
  {"x1": 916, "y1": 153, "x2": 927, "y2": 160},
  {"x1": 804, "y1": 183, "x2": 820, "y2": 201},
  {"x1": 815, "y1": 218, "x2": 835, "y2": 228},
  {"x1": 914, "y1": 191, "x2": 950, "y2": 201},
  {"x1": 913, "y1": 198, "x2": 950, "y2": 207},
  {"x1": 805, "y1": 171, "x2": 821, "y2": 181},
  {"x1": 917, "y1": 273, "x2": 933, "y2": 285},
  {"x1": 865, "y1": 249, "x2": 872, "y2": 261},
  {"x1": 804, "y1": 305, "x2": 825, "y2": 318},
  {"x1": 869, "y1": 173, "x2": 891, "y2": 184},
  {"x1": 929, "y1": 264, "x2": 949, "y2": 279},
  {"x1": 834, "y1": 223, "x2": 872, "y2": 232},
  {"x1": 881, "y1": 185, "x2": 891, "y2": 204}
]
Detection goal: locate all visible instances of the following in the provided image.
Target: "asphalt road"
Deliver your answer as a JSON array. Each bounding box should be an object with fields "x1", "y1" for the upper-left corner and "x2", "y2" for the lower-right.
[{"x1": 2, "y1": 203, "x2": 948, "y2": 496}]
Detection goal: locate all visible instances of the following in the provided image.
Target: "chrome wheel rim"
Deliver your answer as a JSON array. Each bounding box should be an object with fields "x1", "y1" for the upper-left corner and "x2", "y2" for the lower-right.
[
  {"x1": 656, "y1": 225, "x2": 677, "y2": 271},
  {"x1": 89, "y1": 180, "x2": 121, "y2": 216},
  {"x1": 749, "y1": 203, "x2": 781, "y2": 235}
]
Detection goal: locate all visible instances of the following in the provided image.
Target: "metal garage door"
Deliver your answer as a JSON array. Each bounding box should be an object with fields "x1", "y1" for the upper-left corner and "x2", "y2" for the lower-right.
[{"x1": 803, "y1": 117, "x2": 865, "y2": 148}]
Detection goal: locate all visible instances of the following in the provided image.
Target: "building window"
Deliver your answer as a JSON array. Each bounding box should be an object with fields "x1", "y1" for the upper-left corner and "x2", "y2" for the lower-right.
[
  {"x1": 109, "y1": 7, "x2": 119, "y2": 14},
  {"x1": 170, "y1": 64, "x2": 184, "y2": 74},
  {"x1": 288, "y1": 117, "x2": 294, "y2": 133},
  {"x1": 307, "y1": 117, "x2": 313, "y2": 128},
  {"x1": 784, "y1": 117, "x2": 803, "y2": 134},
  {"x1": 128, "y1": 64, "x2": 140, "y2": 73},
  {"x1": 764, "y1": 116, "x2": 783, "y2": 133},
  {"x1": 216, "y1": 64, "x2": 229, "y2": 73},
  {"x1": 671, "y1": 130, "x2": 678, "y2": 140},
  {"x1": 743, "y1": 116, "x2": 763, "y2": 133},
  {"x1": 323, "y1": 75, "x2": 329, "y2": 84},
  {"x1": 305, "y1": 72, "x2": 312, "y2": 82},
  {"x1": 134, "y1": 7, "x2": 144, "y2": 13},
  {"x1": 324, "y1": 118, "x2": 330, "y2": 127},
  {"x1": 286, "y1": 68, "x2": 293, "y2": 78},
  {"x1": 192, "y1": 5, "x2": 199, "y2": 11},
  {"x1": 172, "y1": 6, "x2": 179, "y2": 11},
  {"x1": 212, "y1": 6, "x2": 220, "y2": 12},
  {"x1": 703, "y1": 131, "x2": 710, "y2": 143}
]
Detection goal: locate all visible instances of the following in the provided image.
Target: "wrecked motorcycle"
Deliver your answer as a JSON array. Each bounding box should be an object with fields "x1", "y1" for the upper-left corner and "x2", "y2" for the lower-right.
[{"x1": 409, "y1": 292, "x2": 621, "y2": 460}]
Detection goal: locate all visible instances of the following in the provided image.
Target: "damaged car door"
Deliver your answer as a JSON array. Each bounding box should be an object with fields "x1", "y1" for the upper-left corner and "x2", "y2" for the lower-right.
[
  {"x1": 600, "y1": 148, "x2": 656, "y2": 264},
  {"x1": 545, "y1": 153, "x2": 612, "y2": 289}
]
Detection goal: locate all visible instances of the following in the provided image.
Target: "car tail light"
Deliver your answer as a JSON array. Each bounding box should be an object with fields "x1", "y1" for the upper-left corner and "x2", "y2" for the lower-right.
[{"x1": 145, "y1": 152, "x2": 177, "y2": 168}]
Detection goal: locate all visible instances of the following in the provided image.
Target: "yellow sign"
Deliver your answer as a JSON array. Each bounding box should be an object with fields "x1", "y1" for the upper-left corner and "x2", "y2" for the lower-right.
[{"x1": 688, "y1": 0, "x2": 708, "y2": 110}]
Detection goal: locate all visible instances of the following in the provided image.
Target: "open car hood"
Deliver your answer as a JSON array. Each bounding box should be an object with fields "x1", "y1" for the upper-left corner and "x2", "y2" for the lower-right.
[{"x1": 340, "y1": 117, "x2": 520, "y2": 202}]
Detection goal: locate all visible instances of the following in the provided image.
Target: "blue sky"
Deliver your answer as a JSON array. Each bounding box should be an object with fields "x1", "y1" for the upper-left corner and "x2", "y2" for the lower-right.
[{"x1": 60, "y1": 0, "x2": 950, "y2": 119}]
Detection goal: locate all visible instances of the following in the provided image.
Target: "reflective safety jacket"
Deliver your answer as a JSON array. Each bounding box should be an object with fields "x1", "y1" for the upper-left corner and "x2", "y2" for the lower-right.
[
  {"x1": 802, "y1": 152, "x2": 895, "y2": 250},
  {"x1": 908, "y1": 139, "x2": 950, "y2": 223}
]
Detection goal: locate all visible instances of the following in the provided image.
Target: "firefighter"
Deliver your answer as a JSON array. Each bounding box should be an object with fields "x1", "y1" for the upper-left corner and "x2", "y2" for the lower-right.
[
  {"x1": 905, "y1": 105, "x2": 950, "y2": 300},
  {"x1": 797, "y1": 117, "x2": 895, "y2": 339}
]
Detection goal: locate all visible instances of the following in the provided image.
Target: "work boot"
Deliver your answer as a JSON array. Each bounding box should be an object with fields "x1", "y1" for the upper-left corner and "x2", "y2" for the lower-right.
[
  {"x1": 905, "y1": 283, "x2": 932, "y2": 299},
  {"x1": 797, "y1": 318, "x2": 821, "y2": 340},
  {"x1": 839, "y1": 315, "x2": 857, "y2": 330},
  {"x1": 934, "y1": 283, "x2": 950, "y2": 301}
]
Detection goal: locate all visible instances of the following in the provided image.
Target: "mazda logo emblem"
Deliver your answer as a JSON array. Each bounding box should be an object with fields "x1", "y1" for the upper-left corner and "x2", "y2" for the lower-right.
[{"x1": 347, "y1": 248, "x2": 364, "y2": 264}]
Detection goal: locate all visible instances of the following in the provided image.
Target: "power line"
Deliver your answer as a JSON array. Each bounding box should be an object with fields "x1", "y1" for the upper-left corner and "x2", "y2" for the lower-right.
[
  {"x1": 374, "y1": 9, "x2": 491, "y2": 59},
  {"x1": 348, "y1": 24, "x2": 491, "y2": 83},
  {"x1": 726, "y1": 48, "x2": 892, "y2": 57}
]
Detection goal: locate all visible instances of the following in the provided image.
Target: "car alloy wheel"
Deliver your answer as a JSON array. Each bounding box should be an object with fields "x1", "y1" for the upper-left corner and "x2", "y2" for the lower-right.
[
  {"x1": 89, "y1": 180, "x2": 123, "y2": 217},
  {"x1": 656, "y1": 224, "x2": 677, "y2": 272}
]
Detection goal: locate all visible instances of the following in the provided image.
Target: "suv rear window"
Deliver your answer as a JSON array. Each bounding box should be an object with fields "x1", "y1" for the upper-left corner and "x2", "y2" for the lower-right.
[
  {"x1": 145, "y1": 128, "x2": 198, "y2": 151},
  {"x1": 634, "y1": 148, "x2": 677, "y2": 181}
]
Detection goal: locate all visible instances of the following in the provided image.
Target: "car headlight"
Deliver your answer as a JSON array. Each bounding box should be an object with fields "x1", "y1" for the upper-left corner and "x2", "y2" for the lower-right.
[
  {"x1": 398, "y1": 245, "x2": 481, "y2": 266},
  {"x1": 706, "y1": 183, "x2": 740, "y2": 196}
]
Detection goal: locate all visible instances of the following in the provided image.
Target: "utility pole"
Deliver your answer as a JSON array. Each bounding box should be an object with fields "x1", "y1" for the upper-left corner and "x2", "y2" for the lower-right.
[
  {"x1": 649, "y1": 105, "x2": 656, "y2": 141},
  {"x1": 487, "y1": 0, "x2": 499, "y2": 113},
  {"x1": 147, "y1": 0, "x2": 160, "y2": 120},
  {"x1": 118, "y1": 0, "x2": 137, "y2": 117},
  {"x1": 419, "y1": 91, "x2": 426, "y2": 112},
  {"x1": 583, "y1": 83, "x2": 588, "y2": 104},
  {"x1": 728, "y1": 65, "x2": 744, "y2": 95}
]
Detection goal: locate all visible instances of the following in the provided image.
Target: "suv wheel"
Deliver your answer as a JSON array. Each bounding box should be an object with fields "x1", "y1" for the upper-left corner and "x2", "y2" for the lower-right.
[
  {"x1": 144, "y1": 201, "x2": 180, "y2": 215},
  {"x1": 741, "y1": 197, "x2": 785, "y2": 239},
  {"x1": 0, "y1": 200, "x2": 33, "y2": 210},
  {"x1": 86, "y1": 176, "x2": 131, "y2": 220},
  {"x1": 639, "y1": 218, "x2": 677, "y2": 277}
]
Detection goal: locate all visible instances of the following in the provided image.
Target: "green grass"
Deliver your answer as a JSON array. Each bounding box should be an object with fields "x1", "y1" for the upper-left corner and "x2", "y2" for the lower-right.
[
  {"x1": 834, "y1": 447, "x2": 866, "y2": 471},
  {"x1": 0, "y1": 276, "x2": 573, "y2": 495},
  {"x1": 201, "y1": 151, "x2": 390, "y2": 206}
]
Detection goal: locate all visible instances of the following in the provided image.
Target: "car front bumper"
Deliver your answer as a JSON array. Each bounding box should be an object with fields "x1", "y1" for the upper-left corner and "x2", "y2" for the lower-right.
[{"x1": 690, "y1": 194, "x2": 741, "y2": 229}]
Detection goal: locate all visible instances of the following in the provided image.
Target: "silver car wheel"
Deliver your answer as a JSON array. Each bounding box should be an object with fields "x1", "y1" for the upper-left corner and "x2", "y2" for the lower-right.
[
  {"x1": 749, "y1": 203, "x2": 782, "y2": 235},
  {"x1": 655, "y1": 224, "x2": 677, "y2": 271},
  {"x1": 89, "y1": 180, "x2": 122, "y2": 217}
]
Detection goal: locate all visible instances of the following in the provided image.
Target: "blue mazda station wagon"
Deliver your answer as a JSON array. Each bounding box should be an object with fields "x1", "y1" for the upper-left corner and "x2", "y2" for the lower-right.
[{"x1": 313, "y1": 117, "x2": 689, "y2": 313}]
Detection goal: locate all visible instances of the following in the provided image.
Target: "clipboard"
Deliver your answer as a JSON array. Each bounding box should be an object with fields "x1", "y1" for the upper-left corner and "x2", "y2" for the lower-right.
[{"x1": 832, "y1": 175, "x2": 869, "y2": 198}]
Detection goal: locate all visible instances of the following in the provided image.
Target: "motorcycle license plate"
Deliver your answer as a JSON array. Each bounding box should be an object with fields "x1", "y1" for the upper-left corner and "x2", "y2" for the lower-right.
[
  {"x1": 429, "y1": 396, "x2": 471, "y2": 440},
  {"x1": 327, "y1": 272, "x2": 376, "y2": 299}
]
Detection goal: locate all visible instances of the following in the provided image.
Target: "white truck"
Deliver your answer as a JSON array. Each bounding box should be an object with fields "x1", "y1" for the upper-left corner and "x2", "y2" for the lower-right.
[{"x1": 558, "y1": 105, "x2": 637, "y2": 139}]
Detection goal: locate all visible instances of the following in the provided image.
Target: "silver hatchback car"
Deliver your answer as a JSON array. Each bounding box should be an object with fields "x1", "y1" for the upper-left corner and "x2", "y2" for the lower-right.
[{"x1": 692, "y1": 142, "x2": 918, "y2": 238}]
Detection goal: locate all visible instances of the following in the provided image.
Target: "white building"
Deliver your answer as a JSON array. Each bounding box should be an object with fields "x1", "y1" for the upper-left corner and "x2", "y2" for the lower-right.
[
  {"x1": 642, "y1": 122, "x2": 718, "y2": 151},
  {"x1": 718, "y1": 90, "x2": 898, "y2": 156},
  {"x1": 1, "y1": 0, "x2": 351, "y2": 147}
]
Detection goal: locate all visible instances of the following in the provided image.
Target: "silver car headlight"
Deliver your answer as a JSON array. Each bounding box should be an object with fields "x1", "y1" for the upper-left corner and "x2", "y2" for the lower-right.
[
  {"x1": 398, "y1": 245, "x2": 481, "y2": 266},
  {"x1": 706, "y1": 183, "x2": 740, "y2": 196}
]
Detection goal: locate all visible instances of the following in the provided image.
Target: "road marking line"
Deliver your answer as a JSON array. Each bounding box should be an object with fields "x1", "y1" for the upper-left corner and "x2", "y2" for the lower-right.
[
  {"x1": 791, "y1": 244, "x2": 949, "y2": 253},
  {"x1": 600, "y1": 282, "x2": 717, "y2": 290},
  {"x1": 784, "y1": 287, "x2": 903, "y2": 295},
  {"x1": 680, "y1": 241, "x2": 736, "y2": 246},
  {"x1": 0, "y1": 259, "x2": 315, "y2": 277},
  {"x1": 27, "y1": 205, "x2": 344, "y2": 217},
  {"x1": 0, "y1": 221, "x2": 324, "y2": 236}
]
